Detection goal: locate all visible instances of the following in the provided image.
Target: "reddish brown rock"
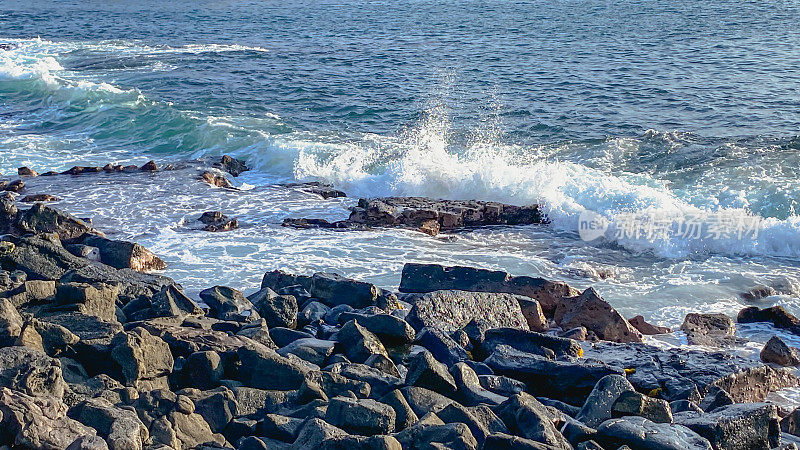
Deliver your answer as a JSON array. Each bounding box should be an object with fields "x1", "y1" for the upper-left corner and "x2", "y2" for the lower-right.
[
  {"x1": 140, "y1": 160, "x2": 158, "y2": 171},
  {"x1": 199, "y1": 171, "x2": 235, "y2": 189},
  {"x1": 554, "y1": 287, "x2": 643, "y2": 343},
  {"x1": 760, "y1": 336, "x2": 800, "y2": 367},
  {"x1": 629, "y1": 315, "x2": 671, "y2": 335},
  {"x1": 21, "y1": 194, "x2": 60, "y2": 203},
  {"x1": 198, "y1": 211, "x2": 239, "y2": 232},
  {"x1": 18, "y1": 167, "x2": 38, "y2": 177}
]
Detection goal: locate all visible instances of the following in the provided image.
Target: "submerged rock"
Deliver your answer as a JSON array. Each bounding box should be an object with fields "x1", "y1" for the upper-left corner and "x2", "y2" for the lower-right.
[
  {"x1": 198, "y1": 211, "x2": 239, "y2": 232},
  {"x1": 199, "y1": 171, "x2": 235, "y2": 189},
  {"x1": 212, "y1": 155, "x2": 249, "y2": 177}
]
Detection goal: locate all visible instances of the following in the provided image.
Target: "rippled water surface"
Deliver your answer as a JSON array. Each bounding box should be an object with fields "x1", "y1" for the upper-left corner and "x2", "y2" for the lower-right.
[{"x1": 3, "y1": 0, "x2": 800, "y2": 335}]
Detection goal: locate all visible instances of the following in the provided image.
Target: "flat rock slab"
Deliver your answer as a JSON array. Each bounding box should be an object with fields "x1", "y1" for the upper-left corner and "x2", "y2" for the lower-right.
[{"x1": 583, "y1": 342, "x2": 799, "y2": 402}]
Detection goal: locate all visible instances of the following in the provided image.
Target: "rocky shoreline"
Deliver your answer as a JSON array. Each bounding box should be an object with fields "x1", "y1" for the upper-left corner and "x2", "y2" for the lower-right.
[{"x1": 1, "y1": 157, "x2": 800, "y2": 449}]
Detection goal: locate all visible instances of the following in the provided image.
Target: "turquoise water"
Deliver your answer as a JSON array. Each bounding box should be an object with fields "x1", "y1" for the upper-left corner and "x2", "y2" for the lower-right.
[{"x1": 3, "y1": 0, "x2": 800, "y2": 332}]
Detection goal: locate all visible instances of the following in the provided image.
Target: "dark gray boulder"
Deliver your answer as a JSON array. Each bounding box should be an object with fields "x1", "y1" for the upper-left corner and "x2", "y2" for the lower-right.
[
  {"x1": 292, "y1": 417, "x2": 347, "y2": 450},
  {"x1": 16, "y1": 203, "x2": 98, "y2": 242},
  {"x1": 335, "y1": 320, "x2": 388, "y2": 363},
  {"x1": 405, "y1": 350, "x2": 457, "y2": 397},
  {"x1": 248, "y1": 287, "x2": 297, "y2": 329},
  {"x1": 258, "y1": 413, "x2": 303, "y2": 442},
  {"x1": 277, "y1": 338, "x2": 335, "y2": 366},
  {"x1": 583, "y1": 341, "x2": 799, "y2": 403},
  {"x1": 485, "y1": 344, "x2": 622, "y2": 404},
  {"x1": 480, "y1": 327, "x2": 582, "y2": 359},
  {"x1": 676, "y1": 402, "x2": 780, "y2": 450},
  {"x1": 494, "y1": 392, "x2": 572, "y2": 449},
  {"x1": 405, "y1": 290, "x2": 529, "y2": 333},
  {"x1": 379, "y1": 389, "x2": 419, "y2": 431},
  {"x1": 680, "y1": 312, "x2": 741, "y2": 347},
  {"x1": 310, "y1": 272, "x2": 378, "y2": 308},
  {"x1": 576, "y1": 374, "x2": 636, "y2": 428},
  {"x1": 199, "y1": 286, "x2": 259, "y2": 322},
  {"x1": 110, "y1": 327, "x2": 173, "y2": 390},
  {"x1": 54, "y1": 281, "x2": 119, "y2": 322},
  {"x1": 596, "y1": 416, "x2": 712, "y2": 450},
  {"x1": 338, "y1": 311, "x2": 415, "y2": 345},
  {"x1": 179, "y1": 387, "x2": 238, "y2": 433},
  {"x1": 2, "y1": 235, "x2": 88, "y2": 281},
  {"x1": 0, "y1": 297, "x2": 23, "y2": 345},
  {"x1": 325, "y1": 396, "x2": 396, "y2": 435},
  {"x1": 399, "y1": 263, "x2": 578, "y2": 315},
  {"x1": 73, "y1": 397, "x2": 149, "y2": 450},
  {"x1": 236, "y1": 346, "x2": 309, "y2": 390},
  {"x1": 450, "y1": 362, "x2": 507, "y2": 406},
  {"x1": 400, "y1": 386, "x2": 455, "y2": 417},
  {"x1": 181, "y1": 350, "x2": 224, "y2": 389},
  {"x1": 151, "y1": 284, "x2": 203, "y2": 318},
  {"x1": 393, "y1": 421, "x2": 478, "y2": 450},
  {"x1": 482, "y1": 432, "x2": 564, "y2": 449},
  {"x1": 416, "y1": 327, "x2": 469, "y2": 366}
]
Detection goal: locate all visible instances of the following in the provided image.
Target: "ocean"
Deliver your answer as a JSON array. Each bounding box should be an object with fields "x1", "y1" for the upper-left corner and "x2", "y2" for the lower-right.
[{"x1": 3, "y1": 0, "x2": 800, "y2": 351}]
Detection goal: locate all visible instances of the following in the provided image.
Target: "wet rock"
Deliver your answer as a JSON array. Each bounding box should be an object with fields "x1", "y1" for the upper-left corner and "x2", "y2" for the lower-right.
[
  {"x1": 629, "y1": 315, "x2": 671, "y2": 335},
  {"x1": 596, "y1": 416, "x2": 712, "y2": 450},
  {"x1": 83, "y1": 235, "x2": 166, "y2": 272},
  {"x1": 577, "y1": 374, "x2": 636, "y2": 428},
  {"x1": 399, "y1": 263, "x2": 578, "y2": 315},
  {"x1": 213, "y1": 155, "x2": 249, "y2": 177},
  {"x1": 287, "y1": 181, "x2": 346, "y2": 199},
  {"x1": 249, "y1": 287, "x2": 297, "y2": 329},
  {"x1": 554, "y1": 287, "x2": 642, "y2": 343},
  {"x1": 338, "y1": 311, "x2": 415, "y2": 345},
  {"x1": 310, "y1": 272, "x2": 378, "y2": 308},
  {"x1": 281, "y1": 217, "x2": 351, "y2": 229},
  {"x1": 199, "y1": 171, "x2": 235, "y2": 189},
  {"x1": 198, "y1": 211, "x2": 239, "y2": 232},
  {"x1": 406, "y1": 350, "x2": 457, "y2": 396},
  {"x1": 74, "y1": 397, "x2": 149, "y2": 450},
  {"x1": 110, "y1": 327, "x2": 173, "y2": 389},
  {"x1": 55, "y1": 282, "x2": 119, "y2": 322},
  {"x1": 406, "y1": 290, "x2": 529, "y2": 333},
  {"x1": 199, "y1": 285, "x2": 259, "y2": 322},
  {"x1": 761, "y1": 336, "x2": 800, "y2": 366},
  {"x1": 738, "y1": 305, "x2": 800, "y2": 333},
  {"x1": 611, "y1": 391, "x2": 673, "y2": 424},
  {"x1": 21, "y1": 194, "x2": 60, "y2": 203},
  {"x1": 4, "y1": 179, "x2": 25, "y2": 192},
  {"x1": 336, "y1": 320, "x2": 388, "y2": 363},
  {"x1": 680, "y1": 313, "x2": 739, "y2": 347},
  {"x1": 676, "y1": 402, "x2": 780, "y2": 450},
  {"x1": 60, "y1": 263, "x2": 175, "y2": 304},
  {"x1": 0, "y1": 387, "x2": 97, "y2": 449},
  {"x1": 582, "y1": 341, "x2": 799, "y2": 403},
  {"x1": 14, "y1": 204, "x2": 99, "y2": 243},
  {"x1": 236, "y1": 346, "x2": 309, "y2": 390},
  {"x1": 325, "y1": 396, "x2": 396, "y2": 435},
  {"x1": 18, "y1": 166, "x2": 38, "y2": 177},
  {"x1": 348, "y1": 197, "x2": 546, "y2": 236},
  {"x1": 495, "y1": 392, "x2": 572, "y2": 449},
  {"x1": 485, "y1": 344, "x2": 622, "y2": 404},
  {"x1": 0, "y1": 346, "x2": 66, "y2": 399},
  {"x1": 140, "y1": 161, "x2": 158, "y2": 171}
]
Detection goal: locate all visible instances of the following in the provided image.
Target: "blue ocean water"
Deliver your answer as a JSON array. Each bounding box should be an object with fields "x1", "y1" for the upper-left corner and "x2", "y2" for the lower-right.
[{"x1": 3, "y1": 0, "x2": 800, "y2": 335}]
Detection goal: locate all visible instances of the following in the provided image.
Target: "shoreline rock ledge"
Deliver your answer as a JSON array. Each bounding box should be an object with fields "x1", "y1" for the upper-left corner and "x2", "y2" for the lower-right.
[
  {"x1": 283, "y1": 197, "x2": 548, "y2": 236},
  {"x1": 0, "y1": 196, "x2": 799, "y2": 449}
]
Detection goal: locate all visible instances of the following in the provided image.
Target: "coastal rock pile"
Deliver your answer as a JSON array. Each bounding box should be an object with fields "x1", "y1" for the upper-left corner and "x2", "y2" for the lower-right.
[
  {"x1": 283, "y1": 197, "x2": 547, "y2": 236},
  {"x1": 0, "y1": 198, "x2": 797, "y2": 449}
]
